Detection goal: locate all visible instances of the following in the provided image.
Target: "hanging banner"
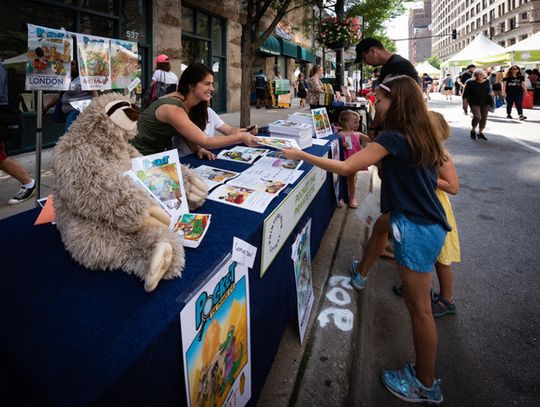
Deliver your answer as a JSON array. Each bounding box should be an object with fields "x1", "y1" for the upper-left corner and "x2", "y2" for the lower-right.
[
  {"x1": 291, "y1": 219, "x2": 314, "y2": 344},
  {"x1": 76, "y1": 34, "x2": 112, "y2": 91},
  {"x1": 26, "y1": 24, "x2": 72, "y2": 91},
  {"x1": 110, "y1": 39, "x2": 140, "y2": 90},
  {"x1": 180, "y1": 257, "x2": 251, "y2": 407}
]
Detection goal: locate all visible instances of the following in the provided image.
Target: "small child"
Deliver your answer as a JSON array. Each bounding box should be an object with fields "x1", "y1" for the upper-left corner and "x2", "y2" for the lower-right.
[
  {"x1": 428, "y1": 111, "x2": 461, "y2": 318},
  {"x1": 337, "y1": 110, "x2": 370, "y2": 208}
]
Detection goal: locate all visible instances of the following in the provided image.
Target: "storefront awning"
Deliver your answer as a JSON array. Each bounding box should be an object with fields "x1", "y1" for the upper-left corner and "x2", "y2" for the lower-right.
[
  {"x1": 279, "y1": 38, "x2": 297, "y2": 58},
  {"x1": 297, "y1": 46, "x2": 316, "y2": 63},
  {"x1": 259, "y1": 35, "x2": 281, "y2": 56}
]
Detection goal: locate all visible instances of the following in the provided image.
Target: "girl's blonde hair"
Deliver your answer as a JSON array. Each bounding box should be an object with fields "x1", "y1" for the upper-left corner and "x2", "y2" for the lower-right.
[
  {"x1": 377, "y1": 75, "x2": 445, "y2": 167},
  {"x1": 338, "y1": 110, "x2": 360, "y2": 128},
  {"x1": 428, "y1": 111, "x2": 451, "y2": 141}
]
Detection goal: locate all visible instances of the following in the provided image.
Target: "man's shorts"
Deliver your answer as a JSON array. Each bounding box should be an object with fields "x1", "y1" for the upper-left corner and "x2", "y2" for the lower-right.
[{"x1": 390, "y1": 212, "x2": 446, "y2": 273}]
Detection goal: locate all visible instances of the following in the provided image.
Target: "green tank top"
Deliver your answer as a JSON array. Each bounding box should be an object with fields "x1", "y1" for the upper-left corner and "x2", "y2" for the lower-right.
[{"x1": 131, "y1": 97, "x2": 185, "y2": 156}]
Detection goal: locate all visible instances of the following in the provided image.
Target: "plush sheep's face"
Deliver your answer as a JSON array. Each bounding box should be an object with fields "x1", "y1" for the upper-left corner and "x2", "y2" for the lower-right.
[{"x1": 105, "y1": 100, "x2": 140, "y2": 133}]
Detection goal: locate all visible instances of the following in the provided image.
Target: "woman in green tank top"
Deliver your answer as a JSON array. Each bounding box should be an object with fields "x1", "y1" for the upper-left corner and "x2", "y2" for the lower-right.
[{"x1": 132, "y1": 63, "x2": 259, "y2": 157}]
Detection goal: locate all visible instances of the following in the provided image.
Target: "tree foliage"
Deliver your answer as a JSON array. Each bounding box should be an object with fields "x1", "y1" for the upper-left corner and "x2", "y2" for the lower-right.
[
  {"x1": 346, "y1": 0, "x2": 406, "y2": 38},
  {"x1": 427, "y1": 55, "x2": 441, "y2": 70}
]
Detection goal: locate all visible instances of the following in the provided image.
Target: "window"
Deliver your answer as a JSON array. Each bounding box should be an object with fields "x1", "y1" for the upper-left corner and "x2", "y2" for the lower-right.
[
  {"x1": 509, "y1": 17, "x2": 516, "y2": 30},
  {"x1": 500, "y1": 22, "x2": 505, "y2": 32},
  {"x1": 509, "y1": 38, "x2": 516, "y2": 45},
  {"x1": 521, "y1": 12, "x2": 528, "y2": 19},
  {"x1": 521, "y1": 34, "x2": 528, "y2": 40}
]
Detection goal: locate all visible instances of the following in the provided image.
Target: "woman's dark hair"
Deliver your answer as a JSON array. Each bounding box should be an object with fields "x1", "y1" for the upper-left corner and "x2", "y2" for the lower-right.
[
  {"x1": 156, "y1": 61, "x2": 171, "y2": 72},
  {"x1": 178, "y1": 63, "x2": 213, "y2": 130}
]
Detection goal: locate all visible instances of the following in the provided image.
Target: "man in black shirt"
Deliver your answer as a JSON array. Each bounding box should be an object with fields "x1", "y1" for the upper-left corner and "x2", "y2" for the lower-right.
[
  {"x1": 355, "y1": 37, "x2": 419, "y2": 85},
  {"x1": 458, "y1": 64, "x2": 476, "y2": 115}
]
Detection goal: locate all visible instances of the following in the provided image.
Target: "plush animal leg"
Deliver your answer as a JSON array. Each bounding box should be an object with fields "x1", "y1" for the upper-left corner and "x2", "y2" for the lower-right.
[{"x1": 145, "y1": 241, "x2": 173, "y2": 292}]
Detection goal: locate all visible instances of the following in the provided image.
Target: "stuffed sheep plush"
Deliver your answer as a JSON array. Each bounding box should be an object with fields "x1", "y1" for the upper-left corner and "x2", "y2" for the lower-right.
[{"x1": 52, "y1": 94, "x2": 208, "y2": 292}]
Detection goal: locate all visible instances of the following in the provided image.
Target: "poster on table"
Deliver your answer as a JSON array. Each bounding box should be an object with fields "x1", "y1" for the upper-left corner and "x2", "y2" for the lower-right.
[
  {"x1": 26, "y1": 24, "x2": 72, "y2": 91},
  {"x1": 192, "y1": 165, "x2": 240, "y2": 191},
  {"x1": 311, "y1": 107, "x2": 333, "y2": 138},
  {"x1": 254, "y1": 151, "x2": 303, "y2": 170},
  {"x1": 76, "y1": 33, "x2": 112, "y2": 90},
  {"x1": 217, "y1": 146, "x2": 268, "y2": 165},
  {"x1": 330, "y1": 139, "x2": 340, "y2": 204},
  {"x1": 207, "y1": 184, "x2": 276, "y2": 213},
  {"x1": 291, "y1": 219, "x2": 314, "y2": 344},
  {"x1": 110, "y1": 39, "x2": 139, "y2": 90},
  {"x1": 180, "y1": 257, "x2": 251, "y2": 407}
]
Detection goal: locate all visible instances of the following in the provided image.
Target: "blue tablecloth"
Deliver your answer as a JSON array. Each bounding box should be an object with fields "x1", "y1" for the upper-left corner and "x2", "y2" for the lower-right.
[{"x1": 0, "y1": 139, "x2": 337, "y2": 406}]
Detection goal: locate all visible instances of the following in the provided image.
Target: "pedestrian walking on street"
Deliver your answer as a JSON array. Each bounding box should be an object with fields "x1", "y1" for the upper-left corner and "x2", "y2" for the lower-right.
[
  {"x1": 458, "y1": 64, "x2": 475, "y2": 115},
  {"x1": 282, "y1": 75, "x2": 450, "y2": 405},
  {"x1": 462, "y1": 68, "x2": 492, "y2": 141},
  {"x1": 442, "y1": 74, "x2": 453, "y2": 100},
  {"x1": 502, "y1": 65, "x2": 528, "y2": 120},
  {"x1": 295, "y1": 73, "x2": 308, "y2": 107},
  {"x1": 422, "y1": 73, "x2": 433, "y2": 101},
  {"x1": 306, "y1": 65, "x2": 324, "y2": 109}
]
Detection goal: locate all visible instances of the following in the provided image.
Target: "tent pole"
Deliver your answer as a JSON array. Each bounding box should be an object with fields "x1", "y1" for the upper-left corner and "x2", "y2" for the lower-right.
[{"x1": 35, "y1": 90, "x2": 42, "y2": 206}]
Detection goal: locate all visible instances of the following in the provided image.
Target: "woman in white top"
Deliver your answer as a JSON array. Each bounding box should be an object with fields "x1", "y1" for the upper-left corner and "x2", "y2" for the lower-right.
[{"x1": 151, "y1": 54, "x2": 178, "y2": 93}]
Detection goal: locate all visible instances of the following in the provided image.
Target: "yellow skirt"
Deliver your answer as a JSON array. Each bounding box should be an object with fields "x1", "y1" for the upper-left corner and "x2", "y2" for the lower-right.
[{"x1": 436, "y1": 189, "x2": 461, "y2": 265}]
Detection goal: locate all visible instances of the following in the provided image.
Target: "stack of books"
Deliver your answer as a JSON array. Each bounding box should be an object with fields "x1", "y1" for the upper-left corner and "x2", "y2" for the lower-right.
[
  {"x1": 268, "y1": 119, "x2": 313, "y2": 149},
  {"x1": 287, "y1": 112, "x2": 316, "y2": 137}
]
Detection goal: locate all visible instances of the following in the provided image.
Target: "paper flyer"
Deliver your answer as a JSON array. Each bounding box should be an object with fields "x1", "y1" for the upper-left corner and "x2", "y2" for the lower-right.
[
  {"x1": 291, "y1": 219, "x2": 314, "y2": 344},
  {"x1": 76, "y1": 33, "x2": 112, "y2": 90},
  {"x1": 254, "y1": 151, "x2": 303, "y2": 170},
  {"x1": 110, "y1": 39, "x2": 140, "y2": 90},
  {"x1": 256, "y1": 136, "x2": 299, "y2": 150},
  {"x1": 311, "y1": 107, "x2": 333, "y2": 138},
  {"x1": 180, "y1": 258, "x2": 251, "y2": 407},
  {"x1": 172, "y1": 213, "x2": 212, "y2": 248},
  {"x1": 217, "y1": 146, "x2": 268, "y2": 165},
  {"x1": 207, "y1": 184, "x2": 276, "y2": 213},
  {"x1": 192, "y1": 165, "x2": 240, "y2": 191},
  {"x1": 226, "y1": 173, "x2": 288, "y2": 196},
  {"x1": 241, "y1": 165, "x2": 303, "y2": 185},
  {"x1": 131, "y1": 149, "x2": 189, "y2": 217},
  {"x1": 26, "y1": 24, "x2": 72, "y2": 91}
]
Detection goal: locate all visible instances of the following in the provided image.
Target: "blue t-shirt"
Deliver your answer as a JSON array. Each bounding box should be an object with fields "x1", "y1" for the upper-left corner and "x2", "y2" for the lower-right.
[{"x1": 375, "y1": 131, "x2": 451, "y2": 231}]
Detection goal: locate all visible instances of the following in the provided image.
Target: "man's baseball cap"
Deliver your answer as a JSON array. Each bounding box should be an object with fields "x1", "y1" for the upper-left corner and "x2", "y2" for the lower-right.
[
  {"x1": 355, "y1": 38, "x2": 383, "y2": 63},
  {"x1": 155, "y1": 54, "x2": 170, "y2": 63}
]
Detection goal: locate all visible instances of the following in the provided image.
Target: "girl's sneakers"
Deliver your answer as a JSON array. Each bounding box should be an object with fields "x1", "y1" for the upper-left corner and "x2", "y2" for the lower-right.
[
  {"x1": 349, "y1": 260, "x2": 367, "y2": 291},
  {"x1": 431, "y1": 294, "x2": 457, "y2": 318},
  {"x1": 381, "y1": 363, "x2": 443, "y2": 405}
]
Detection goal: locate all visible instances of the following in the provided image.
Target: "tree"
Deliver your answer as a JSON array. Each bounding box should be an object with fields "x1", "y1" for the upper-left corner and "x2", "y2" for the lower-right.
[
  {"x1": 426, "y1": 55, "x2": 441, "y2": 70},
  {"x1": 239, "y1": 0, "x2": 317, "y2": 127},
  {"x1": 346, "y1": 0, "x2": 406, "y2": 38}
]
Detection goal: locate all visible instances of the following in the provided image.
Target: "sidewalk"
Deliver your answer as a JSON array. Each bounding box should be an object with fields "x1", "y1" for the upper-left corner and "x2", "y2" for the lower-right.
[{"x1": 0, "y1": 100, "x2": 308, "y2": 221}]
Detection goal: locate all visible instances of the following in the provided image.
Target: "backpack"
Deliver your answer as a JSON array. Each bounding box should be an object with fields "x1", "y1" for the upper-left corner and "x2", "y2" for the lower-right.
[
  {"x1": 141, "y1": 71, "x2": 175, "y2": 110},
  {"x1": 255, "y1": 75, "x2": 266, "y2": 89}
]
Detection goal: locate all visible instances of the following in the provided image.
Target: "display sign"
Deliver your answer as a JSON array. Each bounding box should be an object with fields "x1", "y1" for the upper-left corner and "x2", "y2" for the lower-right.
[
  {"x1": 180, "y1": 257, "x2": 251, "y2": 407},
  {"x1": 26, "y1": 24, "x2": 72, "y2": 91},
  {"x1": 110, "y1": 39, "x2": 140, "y2": 90},
  {"x1": 291, "y1": 219, "x2": 314, "y2": 344},
  {"x1": 261, "y1": 163, "x2": 328, "y2": 277},
  {"x1": 76, "y1": 33, "x2": 112, "y2": 90},
  {"x1": 311, "y1": 107, "x2": 333, "y2": 138}
]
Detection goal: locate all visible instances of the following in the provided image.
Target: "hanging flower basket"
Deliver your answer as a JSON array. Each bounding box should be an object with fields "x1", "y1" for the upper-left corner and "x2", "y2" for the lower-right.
[{"x1": 316, "y1": 17, "x2": 362, "y2": 50}]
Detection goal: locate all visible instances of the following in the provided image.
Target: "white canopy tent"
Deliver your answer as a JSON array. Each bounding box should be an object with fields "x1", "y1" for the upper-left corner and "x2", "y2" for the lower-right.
[
  {"x1": 441, "y1": 33, "x2": 506, "y2": 76},
  {"x1": 415, "y1": 61, "x2": 440, "y2": 76},
  {"x1": 476, "y1": 31, "x2": 540, "y2": 66}
]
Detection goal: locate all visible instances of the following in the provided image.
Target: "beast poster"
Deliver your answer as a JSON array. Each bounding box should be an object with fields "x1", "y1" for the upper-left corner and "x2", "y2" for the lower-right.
[
  {"x1": 76, "y1": 33, "x2": 111, "y2": 90},
  {"x1": 180, "y1": 258, "x2": 251, "y2": 407},
  {"x1": 110, "y1": 39, "x2": 139, "y2": 90},
  {"x1": 26, "y1": 24, "x2": 72, "y2": 91}
]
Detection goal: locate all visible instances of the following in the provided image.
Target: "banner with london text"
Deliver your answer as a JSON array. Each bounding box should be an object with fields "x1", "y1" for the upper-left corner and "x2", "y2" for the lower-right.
[{"x1": 26, "y1": 24, "x2": 72, "y2": 91}]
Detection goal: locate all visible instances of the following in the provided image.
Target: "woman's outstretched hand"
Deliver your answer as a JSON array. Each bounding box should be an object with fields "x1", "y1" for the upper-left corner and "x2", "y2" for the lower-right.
[
  {"x1": 197, "y1": 147, "x2": 216, "y2": 160},
  {"x1": 242, "y1": 133, "x2": 260, "y2": 147}
]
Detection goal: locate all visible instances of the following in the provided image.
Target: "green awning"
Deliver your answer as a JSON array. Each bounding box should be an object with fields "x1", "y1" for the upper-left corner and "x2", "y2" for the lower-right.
[
  {"x1": 297, "y1": 46, "x2": 316, "y2": 63},
  {"x1": 279, "y1": 38, "x2": 297, "y2": 58},
  {"x1": 259, "y1": 35, "x2": 281, "y2": 56}
]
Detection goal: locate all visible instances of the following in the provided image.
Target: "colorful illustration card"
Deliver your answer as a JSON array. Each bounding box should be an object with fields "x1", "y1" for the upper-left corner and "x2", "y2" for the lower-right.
[
  {"x1": 172, "y1": 213, "x2": 212, "y2": 248},
  {"x1": 256, "y1": 136, "x2": 299, "y2": 150},
  {"x1": 26, "y1": 24, "x2": 72, "y2": 91},
  {"x1": 110, "y1": 39, "x2": 140, "y2": 90},
  {"x1": 76, "y1": 33, "x2": 112, "y2": 90},
  {"x1": 291, "y1": 219, "x2": 314, "y2": 344},
  {"x1": 311, "y1": 107, "x2": 333, "y2": 138},
  {"x1": 226, "y1": 173, "x2": 288, "y2": 196},
  {"x1": 217, "y1": 146, "x2": 268, "y2": 165},
  {"x1": 207, "y1": 185, "x2": 276, "y2": 213},
  {"x1": 180, "y1": 258, "x2": 251, "y2": 407},
  {"x1": 193, "y1": 165, "x2": 240, "y2": 190},
  {"x1": 254, "y1": 150, "x2": 303, "y2": 170},
  {"x1": 130, "y1": 149, "x2": 189, "y2": 217}
]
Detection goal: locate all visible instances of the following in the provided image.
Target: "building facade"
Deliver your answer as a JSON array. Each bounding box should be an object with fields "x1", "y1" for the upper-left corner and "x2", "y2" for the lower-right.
[
  {"x1": 432, "y1": 0, "x2": 540, "y2": 62},
  {"x1": 0, "y1": 0, "x2": 315, "y2": 114},
  {"x1": 408, "y1": 0, "x2": 433, "y2": 64}
]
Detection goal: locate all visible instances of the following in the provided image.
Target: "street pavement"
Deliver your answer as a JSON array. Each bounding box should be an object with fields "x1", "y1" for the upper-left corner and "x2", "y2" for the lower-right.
[{"x1": 2, "y1": 93, "x2": 540, "y2": 406}]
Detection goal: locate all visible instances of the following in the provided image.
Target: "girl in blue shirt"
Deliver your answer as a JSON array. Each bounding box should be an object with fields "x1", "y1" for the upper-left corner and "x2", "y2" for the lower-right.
[{"x1": 283, "y1": 75, "x2": 448, "y2": 405}]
